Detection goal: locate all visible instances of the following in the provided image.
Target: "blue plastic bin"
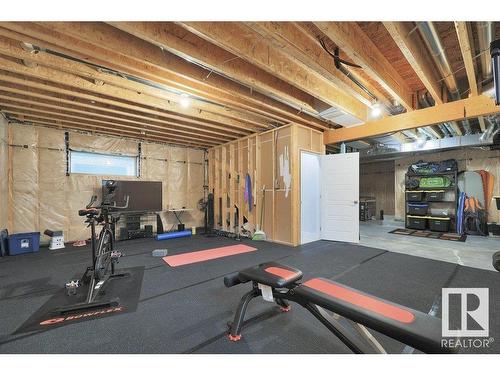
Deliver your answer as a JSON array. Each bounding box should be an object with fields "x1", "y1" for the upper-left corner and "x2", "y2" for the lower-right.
[{"x1": 8, "y1": 232, "x2": 40, "y2": 255}]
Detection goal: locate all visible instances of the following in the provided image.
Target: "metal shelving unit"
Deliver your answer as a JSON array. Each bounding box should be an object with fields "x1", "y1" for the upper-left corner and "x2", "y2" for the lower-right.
[{"x1": 404, "y1": 170, "x2": 458, "y2": 232}]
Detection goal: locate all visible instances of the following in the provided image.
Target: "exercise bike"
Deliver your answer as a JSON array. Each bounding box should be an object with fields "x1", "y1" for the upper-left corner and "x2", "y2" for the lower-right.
[{"x1": 58, "y1": 181, "x2": 129, "y2": 315}]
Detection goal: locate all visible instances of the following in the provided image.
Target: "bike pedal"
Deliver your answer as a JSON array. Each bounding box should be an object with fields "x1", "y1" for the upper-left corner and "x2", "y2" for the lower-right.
[
  {"x1": 65, "y1": 280, "x2": 80, "y2": 296},
  {"x1": 111, "y1": 251, "x2": 123, "y2": 259}
]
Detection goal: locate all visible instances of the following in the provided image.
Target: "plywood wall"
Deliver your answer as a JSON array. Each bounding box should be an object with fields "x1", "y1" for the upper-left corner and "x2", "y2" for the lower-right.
[
  {"x1": 6, "y1": 123, "x2": 206, "y2": 242},
  {"x1": 0, "y1": 116, "x2": 8, "y2": 230},
  {"x1": 360, "y1": 160, "x2": 395, "y2": 216},
  {"x1": 394, "y1": 148, "x2": 500, "y2": 222},
  {"x1": 208, "y1": 123, "x2": 324, "y2": 246}
]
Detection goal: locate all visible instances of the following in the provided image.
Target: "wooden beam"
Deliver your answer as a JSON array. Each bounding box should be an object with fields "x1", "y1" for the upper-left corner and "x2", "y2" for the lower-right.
[
  {"x1": 0, "y1": 35, "x2": 266, "y2": 133},
  {"x1": 314, "y1": 22, "x2": 414, "y2": 111},
  {"x1": 324, "y1": 95, "x2": 500, "y2": 144},
  {"x1": 244, "y1": 22, "x2": 376, "y2": 107},
  {"x1": 0, "y1": 22, "x2": 329, "y2": 130},
  {"x1": 0, "y1": 92, "x2": 232, "y2": 143},
  {"x1": 179, "y1": 22, "x2": 368, "y2": 122},
  {"x1": 0, "y1": 81, "x2": 242, "y2": 140},
  {"x1": 383, "y1": 22, "x2": 443, "y2": 105},
  {"x1": 454, "y1": 22, "x2": 478, "y2": 96},
  {"x1": 0, "y1": 103, "x2": 220, "y2": 146},
  {"x1": 108, "y1": 22, "x2": 319, "y2": 114},
  {"x1": 3, "y1": 112, "x2": 212, "y2": 147}
]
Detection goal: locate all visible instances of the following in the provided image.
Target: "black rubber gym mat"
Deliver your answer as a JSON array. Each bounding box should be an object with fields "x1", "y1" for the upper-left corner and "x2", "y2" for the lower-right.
[{"x1": 14, "y1": 266, "x2": 144, "y2": 334}]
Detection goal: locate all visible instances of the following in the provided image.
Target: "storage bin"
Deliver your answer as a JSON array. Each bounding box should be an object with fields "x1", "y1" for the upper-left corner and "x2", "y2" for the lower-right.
[
  {"x1": 407, "y1": 203, "x2": 428, "y2": 216},
  {"x1": 406, "y1": 191, "x2": 423, "y2": 202},
  {"x1": 429, "y1": 208, "x2": 450, "y2": 217},
  {"x1": 8, "y1": 232, "x2": 40, "y2": 255},
  {"x1": 426, "y1": 191, "x2": 445, "y2": 201},
  {"x1": 428, "y1": 218, "x2": 450, "y2": 232},
  {"x1": 487, "y1": 223, "x2": 500, "y2": 236},
  {"x1": 407, "y1": 217, "x2": 426, "y2": 230}
]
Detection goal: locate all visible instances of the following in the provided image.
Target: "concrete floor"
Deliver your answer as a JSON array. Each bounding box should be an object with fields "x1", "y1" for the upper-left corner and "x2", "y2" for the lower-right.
[{"x1": 360, "y1": 217, "x2": 499, "y2": 271}]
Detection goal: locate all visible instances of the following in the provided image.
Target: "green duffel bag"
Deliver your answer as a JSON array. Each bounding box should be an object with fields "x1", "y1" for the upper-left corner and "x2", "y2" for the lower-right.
[{"x1": 419, "y1": 176, "x2": 452, "y2": 188}]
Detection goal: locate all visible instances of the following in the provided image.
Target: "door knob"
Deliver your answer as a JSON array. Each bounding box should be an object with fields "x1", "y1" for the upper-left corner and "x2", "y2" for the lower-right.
[{"x1": 353, "y1": 200, "x2": 359, "y2": 204}]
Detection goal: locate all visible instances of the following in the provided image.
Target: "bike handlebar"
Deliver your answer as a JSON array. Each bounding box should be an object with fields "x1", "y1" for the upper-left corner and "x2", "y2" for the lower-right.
[{"x1": 82, "y1": 194, "x2": 130, "y2": 213}]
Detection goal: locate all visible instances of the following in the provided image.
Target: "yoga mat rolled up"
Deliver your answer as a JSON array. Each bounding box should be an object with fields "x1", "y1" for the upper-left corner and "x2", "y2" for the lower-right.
[{"x1": 156, "y1": 230, "x2": 192, "y2": 241}]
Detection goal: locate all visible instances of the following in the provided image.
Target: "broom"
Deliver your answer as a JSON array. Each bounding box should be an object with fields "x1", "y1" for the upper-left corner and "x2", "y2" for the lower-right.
[{"x1": 252, "y1": 186, "x2": 267, "y2": 241}]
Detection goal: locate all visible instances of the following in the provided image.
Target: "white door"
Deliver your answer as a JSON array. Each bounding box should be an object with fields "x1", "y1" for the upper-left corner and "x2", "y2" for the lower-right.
[
  {"x1": 300, "y1": 152, "x2": 321, "y2": 244},
  {"x1": 320, "y1": 153, "x2": 359, "y2": 243}
]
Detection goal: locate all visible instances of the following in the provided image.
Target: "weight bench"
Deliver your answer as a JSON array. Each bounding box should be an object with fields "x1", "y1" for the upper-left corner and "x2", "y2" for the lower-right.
[{"x1": 224, "y1": 262, "x2": 453, "y2": 354}]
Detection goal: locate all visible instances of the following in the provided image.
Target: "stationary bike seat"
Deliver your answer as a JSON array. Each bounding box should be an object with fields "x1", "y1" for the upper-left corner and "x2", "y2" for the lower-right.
[{"x1": 78, "y1": 208, "x2": 99, "y2": 217}]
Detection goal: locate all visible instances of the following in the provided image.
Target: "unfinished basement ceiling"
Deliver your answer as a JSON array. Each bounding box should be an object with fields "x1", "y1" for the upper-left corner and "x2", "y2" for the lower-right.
[{"x1": 0, "y1": 21, "x2": 497, "y2": 149}]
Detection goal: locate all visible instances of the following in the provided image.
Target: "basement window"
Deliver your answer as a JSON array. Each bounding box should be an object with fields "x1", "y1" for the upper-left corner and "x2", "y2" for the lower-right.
[{"x1": 69, "y1": 150, "x2": 138, "y2": 177}]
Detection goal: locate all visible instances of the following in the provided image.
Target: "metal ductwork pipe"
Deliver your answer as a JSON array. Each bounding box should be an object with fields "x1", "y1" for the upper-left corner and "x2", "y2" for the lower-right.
[
  {"x1": 417, "y1": 22, "x2": 472, "y2": 135},
  {"x1": 480, "y1": 117, "x2": 499, "y2": 142},
  {"x1": 478, "y1": 22, "x2": 495, "y2": 82},
  {"x1": 418, "y1": 91, "x2": 452, "y2": 137},
  {"x1": 402, "y1": 130, "x2": 419, "y2": 140},
  {"x1": 418, "y1": 127, "x2": 435, "y2": 140}
]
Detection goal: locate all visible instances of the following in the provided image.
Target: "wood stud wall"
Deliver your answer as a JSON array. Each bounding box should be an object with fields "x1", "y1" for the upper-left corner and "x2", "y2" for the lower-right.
[{"x1": 208, "y1": 123, "x2": 324, "y2": 246}]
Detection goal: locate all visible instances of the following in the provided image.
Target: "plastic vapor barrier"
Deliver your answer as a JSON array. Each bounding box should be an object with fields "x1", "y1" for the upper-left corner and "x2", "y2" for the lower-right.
[{"x1": 6, "y1": 123, "x2": 206, "y2": 242}]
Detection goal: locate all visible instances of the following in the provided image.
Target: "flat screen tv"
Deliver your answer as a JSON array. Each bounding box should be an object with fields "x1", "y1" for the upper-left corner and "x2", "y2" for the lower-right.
[{"x1": 102, "y1": 180, "x2": 162, "y2": 212}]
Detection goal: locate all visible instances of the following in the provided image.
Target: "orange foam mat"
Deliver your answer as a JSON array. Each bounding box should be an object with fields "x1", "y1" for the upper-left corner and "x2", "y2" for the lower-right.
[{"x1": 162, "y1": 243, "x2": 257, "y2": 267}]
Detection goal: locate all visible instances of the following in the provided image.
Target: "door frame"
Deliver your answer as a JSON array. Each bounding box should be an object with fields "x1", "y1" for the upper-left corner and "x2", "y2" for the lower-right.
[{"x1": 299, "y1": 149, "x2": 322, "y2": 245}]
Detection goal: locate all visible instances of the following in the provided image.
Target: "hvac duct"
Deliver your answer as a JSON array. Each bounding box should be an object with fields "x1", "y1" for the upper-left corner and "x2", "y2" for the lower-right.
[
  {"x1": 417, "y1": 91, "x2": 455, "y2": 137},
  {"x1": 418, "y1": 91, "x2": 451, "y2": 138},
  {"x1": 361, "y1": 132, "x2": 494, "y2": 158},
  {"x1": 477, "y1": 22, "x2": 495, "y2": 81},
  {"x1": 417, "y1": 22, "x2": 473, "y2": 134}
]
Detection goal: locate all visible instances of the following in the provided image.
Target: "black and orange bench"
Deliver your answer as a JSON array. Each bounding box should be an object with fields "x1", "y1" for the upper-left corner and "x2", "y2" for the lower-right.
[{"x1": 224, "y1": 262, "x2": 453, "y2": 354}]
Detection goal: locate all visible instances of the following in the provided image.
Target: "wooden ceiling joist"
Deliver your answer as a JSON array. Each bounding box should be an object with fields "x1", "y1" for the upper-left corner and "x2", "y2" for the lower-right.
[
  {"x1": 0, "y1": 92, "x2": 233, "y2": 143},
  {"x1": 0, "y1": 77, "x2": 246, "y2": 139},
  {"x1": 1, "y1": 104, "x2": 220, "y2": 147},
  {"x1": 454, "y1": 22, "x2": 478, "y2": 97},
  {"x1": 0, "y1": 35, "x2": 268, "y2": 134},
  {"x1": 383, "y1": 22, "x2": 444, "y2": 105},
  {"x1": 178, "y1": 22, "x2": 368, "y2": 122},
  {"x1": 314, "y1": 22, "x2": 414, "y2": 111},
  {"x1": 108, "y1": 22, "x2": 319, "y2": 115},
  {"x1": 323, "y1": 94, "x2": 500, "y2": 144},
  {"x1": 0, "y1": 22, "x2": 329, "y2": 130},
  {"x1": 244, "y1": 21, "x2": 387, "y2": 108},
  {"x1": 0, "y1": 28, "x2": 272, "y2": 130},
  {"x1": 0, "y1": 106, "x2": 220, "y2": 146},
  {"x1": 246, "y1": 22, "x2": 373, "y2": 107},
  {"x1": 6, "y1": 114, "x2": 210, "y2": 147}
]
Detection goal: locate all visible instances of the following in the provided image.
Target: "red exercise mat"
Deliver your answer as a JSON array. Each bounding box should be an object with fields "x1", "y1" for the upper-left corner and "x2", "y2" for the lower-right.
[{"x1": 163, "y1": 243, "x2": 257, "y2": 267}]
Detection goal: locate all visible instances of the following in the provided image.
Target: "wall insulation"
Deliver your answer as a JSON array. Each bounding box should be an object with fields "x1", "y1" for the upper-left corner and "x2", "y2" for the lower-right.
[
  {"x1": 208, "y1": 123, "x2": 324, "y2": 246},
  {"x1": 360, "y1": 160, "x2": 395, "y2": 216},
  {"x1": 0, "y1": 115, "x2": 8, "y2": 230},
  {"x1": 5, "y1": 123, "x2": 205, "y2": 242},
  {"x1": 394, "y1": 147, "x2": 500, "y2": 222}
]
